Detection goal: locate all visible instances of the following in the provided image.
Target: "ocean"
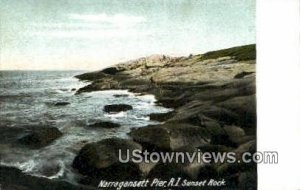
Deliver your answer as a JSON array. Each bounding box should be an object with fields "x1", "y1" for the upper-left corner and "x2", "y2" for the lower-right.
[{"x1": 0, "y1": 71, "x2": 171, "y2": 183}]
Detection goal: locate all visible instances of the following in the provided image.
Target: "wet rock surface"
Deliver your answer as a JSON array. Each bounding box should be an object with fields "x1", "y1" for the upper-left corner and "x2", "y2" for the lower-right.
[
  {"x1": 113, "y1": 94, "x2": 129, "y2": 98},
  {"x1": 17, "y1": 127, "x2": 63, "y2": 149},
  {"x1": 54, "y1": 102, "x2": 70, "y2": 106},
  {"x1": 87, "y1": 121, "x2": 121, "y2": 128},
  {"x1": 0, "y1": 126, "x2": 62, "y2": 149},
  {"x1": 103, "y1": 104, "x2": 133, "y2": 113}
]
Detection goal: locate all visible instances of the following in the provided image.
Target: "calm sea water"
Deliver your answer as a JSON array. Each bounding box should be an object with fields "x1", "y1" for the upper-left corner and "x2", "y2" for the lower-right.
[{"x1": 0, "y1": 71, "x2": 171, "y2": 182}]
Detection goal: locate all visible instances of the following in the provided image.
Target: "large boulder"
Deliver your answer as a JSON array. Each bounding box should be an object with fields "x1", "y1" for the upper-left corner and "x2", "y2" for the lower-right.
[
  {"x1": 18, "y1": 127, "x2": 62, "y2": 148},
  {"x1": 130, "y1": 126, "x2": 170, "y2": 151},
  {"x1": 198, "y1": 106, "x2": 240, "y2": 126},
  {"x1": 169, "y1": 103, "x2": 240, "y2": 127},
  {"x1": 103, "y1": 104, "x2": 133, "y2": 113},
  {"x1": 129, "y1": 123, "x2": 211, "y2": 151},
  {"x1": 72, "y1": 138, "x2": 142, "y2": 182}
]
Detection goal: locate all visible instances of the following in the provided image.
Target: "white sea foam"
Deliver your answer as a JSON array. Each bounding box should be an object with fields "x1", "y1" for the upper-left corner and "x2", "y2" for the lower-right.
[
  {"x1": 0, "y1": 71, "x2": 172, "y2": 183},
  {"x1": 1, "y1": 159, "x2": 36, "y2": 173},
  {"x1": 132, "y1": 115, "x2": 150, "y2": 121}
]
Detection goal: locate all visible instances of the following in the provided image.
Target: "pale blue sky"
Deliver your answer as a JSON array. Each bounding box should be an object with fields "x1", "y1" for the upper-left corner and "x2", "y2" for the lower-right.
[{"x1": 0, "y1": 0, "x2": 255, "y2": 70}]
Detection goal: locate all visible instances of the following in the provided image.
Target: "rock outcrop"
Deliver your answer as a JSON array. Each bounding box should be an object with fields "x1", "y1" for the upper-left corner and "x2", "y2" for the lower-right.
[{"x1": 74, "y1": 44, "x2": 257, "y2": 189}]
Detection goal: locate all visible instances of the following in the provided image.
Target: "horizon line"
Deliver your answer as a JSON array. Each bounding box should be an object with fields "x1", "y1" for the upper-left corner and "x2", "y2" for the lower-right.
[{"x1": 0, "y1": 43, "x2": 256, "y2": 71}]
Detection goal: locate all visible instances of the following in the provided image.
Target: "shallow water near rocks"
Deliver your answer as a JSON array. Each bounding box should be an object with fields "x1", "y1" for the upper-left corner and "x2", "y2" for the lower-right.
[{"x1": 0, "y1": 71, "x2": 171, "y2": 182}]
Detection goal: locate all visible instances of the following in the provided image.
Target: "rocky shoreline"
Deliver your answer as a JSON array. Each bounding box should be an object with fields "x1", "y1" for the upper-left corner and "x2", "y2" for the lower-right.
[
  {"x1": 0, "y1": 44, "x2": 256, "y2": 189},
  {"x1": 72, "y1": 44, "x2": 257, "y2": 189}
]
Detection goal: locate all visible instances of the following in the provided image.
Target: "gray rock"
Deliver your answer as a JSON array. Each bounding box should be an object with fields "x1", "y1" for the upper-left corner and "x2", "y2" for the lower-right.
[
  {"x1": 87, "y1": 121, "x2": 120, "y2": 128},
  {"x1": 113, "y1": 94, "x2": 129, "y2": 98},
  {"x1": 72, "y1": 138, "x2": 142, "y2": 181},
  {"x1": 54, "y1": 102, "x2": 70, "y2": 106},
  {"x1": 103, "y1": 104, "x2": 133, "y2": 113},
  {"x1": 130, "y1": 123, "x2": 211, "y2": 151},
  {"x1": 18, "y1": 127, "x2": 62, "y2": 148}
]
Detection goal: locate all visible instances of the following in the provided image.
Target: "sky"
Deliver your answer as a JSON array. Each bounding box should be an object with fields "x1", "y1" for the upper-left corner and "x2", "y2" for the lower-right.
[{"x1": 0, "y1": 0, "x2": 255, "y2": 70}]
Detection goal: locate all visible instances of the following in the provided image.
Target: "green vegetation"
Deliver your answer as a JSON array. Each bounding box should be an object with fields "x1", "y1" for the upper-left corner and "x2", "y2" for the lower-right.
[{"x1": 198, "y1": 44, "x2": 256, "y2": 61}]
